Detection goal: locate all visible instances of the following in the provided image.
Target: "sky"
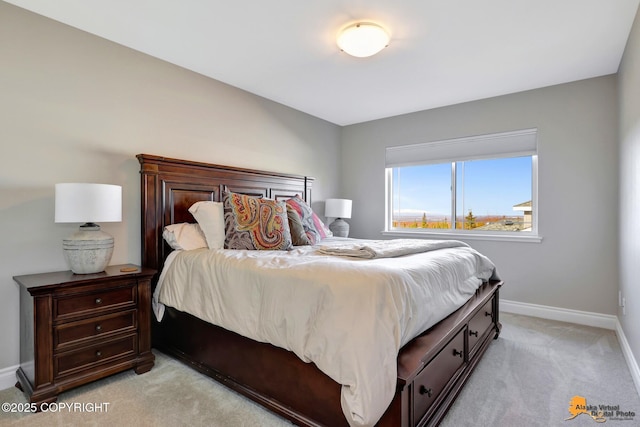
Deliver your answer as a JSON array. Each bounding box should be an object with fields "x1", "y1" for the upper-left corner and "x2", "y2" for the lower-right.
[{"x1": 392, "y1": 156, "x2": 532, "y2": 219}]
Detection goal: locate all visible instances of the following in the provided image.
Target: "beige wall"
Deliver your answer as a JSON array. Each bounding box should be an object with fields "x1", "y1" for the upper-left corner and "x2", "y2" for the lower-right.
[
  {"x1": 0, "y1": 2, "x2": 340, "y2": 370},
  {"x1": 341, "y1": 75, "x2": 619, "y2": 316},
  {"x1": 619, "y1": 5, "x2": 640, "y2": 378}
]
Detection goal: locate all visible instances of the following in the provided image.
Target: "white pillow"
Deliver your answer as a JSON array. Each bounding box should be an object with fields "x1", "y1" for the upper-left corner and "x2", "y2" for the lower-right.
[
  {"x1": 188, "y1": 201, "x2": 225, "y2": 249},
  {"x1": 162, "y1": 223, "x2": 207, "y2": 251}
]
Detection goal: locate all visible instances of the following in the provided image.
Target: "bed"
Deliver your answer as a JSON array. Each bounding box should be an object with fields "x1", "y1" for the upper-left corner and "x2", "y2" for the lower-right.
[{"x1": 138, "y1": 154, "x2": 503, "y2": 427}]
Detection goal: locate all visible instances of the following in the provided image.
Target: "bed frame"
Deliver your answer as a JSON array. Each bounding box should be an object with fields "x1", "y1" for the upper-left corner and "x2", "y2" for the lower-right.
[{"x1": 138, "y1": 153, "x2": 502, "y2": 427}]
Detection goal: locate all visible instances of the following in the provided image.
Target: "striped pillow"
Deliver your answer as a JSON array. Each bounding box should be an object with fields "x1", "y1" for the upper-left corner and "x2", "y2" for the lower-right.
[{"x1": 285, "y1": 195, "x2": 332, "y2": 245}]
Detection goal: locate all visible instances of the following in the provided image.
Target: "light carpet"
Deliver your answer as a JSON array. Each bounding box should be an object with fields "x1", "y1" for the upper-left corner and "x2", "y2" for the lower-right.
[{"x1": 1, "y1": 313, "x2": 639, "y2": 426}]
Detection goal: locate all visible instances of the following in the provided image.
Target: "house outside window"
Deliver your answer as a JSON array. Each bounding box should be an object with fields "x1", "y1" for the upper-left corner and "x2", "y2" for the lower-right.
[{"x1": 384, "y1": 129, "x2": 540, "y2": 242}]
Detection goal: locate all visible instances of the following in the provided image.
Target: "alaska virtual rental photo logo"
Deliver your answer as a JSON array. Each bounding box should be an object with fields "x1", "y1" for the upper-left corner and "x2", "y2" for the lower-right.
[{"x1": 565, "y1": 396, "x2": 636, "y2": 423}]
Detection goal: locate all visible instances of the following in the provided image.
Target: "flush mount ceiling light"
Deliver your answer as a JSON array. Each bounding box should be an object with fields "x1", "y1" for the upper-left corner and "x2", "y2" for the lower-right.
[{"x1": 337, "y1": 22, "x2": 390, "y2": 58}]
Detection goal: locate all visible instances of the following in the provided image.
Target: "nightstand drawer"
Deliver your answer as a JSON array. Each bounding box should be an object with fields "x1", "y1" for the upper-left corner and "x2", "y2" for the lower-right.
[
  {"x1": 55, "y1": 283, "x2": 136, "y2": 319},
  {"x1": 55, "y1": 310, "x2": 137, "y2": 349},
  {"x1": 55, "y1": 334, "x2": 137, "y2": 377}
]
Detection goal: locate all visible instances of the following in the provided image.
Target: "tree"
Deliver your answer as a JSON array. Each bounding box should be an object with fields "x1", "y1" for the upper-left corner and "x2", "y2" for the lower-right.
[
  {"x1": 421, "y1": 213, "x2": 427, "y2": 228},
  {"x1": 465, "y1": 209, "x2": 476, "y2": 229}
]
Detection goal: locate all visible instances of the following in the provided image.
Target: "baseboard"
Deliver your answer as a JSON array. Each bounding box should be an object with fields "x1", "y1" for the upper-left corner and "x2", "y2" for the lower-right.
[
  {"x1": 0, "y1": 363, "x2": 17, "y2": 391},
  {"x1": 501, "y1": 299, "x2": 640, "y2": 397},
  {"x1": 500, "y1": 299, "x2": 617, "y2": 330},
  {"x1": 615, "y1": 319, "x2": 640, "y2": 397}
]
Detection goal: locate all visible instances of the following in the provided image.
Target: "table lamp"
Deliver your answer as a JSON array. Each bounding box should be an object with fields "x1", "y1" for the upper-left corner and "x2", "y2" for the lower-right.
[
  {"x1": 325, "y1": 198, "x2": 352, "y2": 237},
  {"x1": 55, "y1": 183, "x2": 122, "y2": 274}
]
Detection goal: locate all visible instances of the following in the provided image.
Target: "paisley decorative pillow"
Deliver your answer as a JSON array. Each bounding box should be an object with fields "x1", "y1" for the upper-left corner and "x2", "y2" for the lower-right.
[
  {"x1": 223, "y1": 191, "x2": 293, "y2": 250},
  {"x1": 285, "y1": 195, "x2": 332, "y2": 245}
]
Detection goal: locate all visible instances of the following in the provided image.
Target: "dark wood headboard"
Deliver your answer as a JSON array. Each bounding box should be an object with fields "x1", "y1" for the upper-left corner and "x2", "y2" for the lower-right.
[{"x1": 138, "y1": 154, "x2": 314, "y2": 274}]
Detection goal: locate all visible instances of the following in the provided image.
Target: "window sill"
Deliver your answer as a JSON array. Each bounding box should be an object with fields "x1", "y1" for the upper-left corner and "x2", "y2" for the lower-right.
[{"x1": 381, "y1": 230, "x2": 543, "y2": 243}]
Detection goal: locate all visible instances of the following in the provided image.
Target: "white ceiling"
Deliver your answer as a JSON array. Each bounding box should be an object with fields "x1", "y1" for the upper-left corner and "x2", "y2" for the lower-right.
[{"x1": 6, "y1": 0, "x2": 640, "y2": 125}]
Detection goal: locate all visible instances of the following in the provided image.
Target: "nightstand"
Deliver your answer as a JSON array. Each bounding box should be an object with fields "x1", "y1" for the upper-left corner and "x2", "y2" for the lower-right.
[{"x1": 14, "y1": 264, "x2": 156, "y2": 408}]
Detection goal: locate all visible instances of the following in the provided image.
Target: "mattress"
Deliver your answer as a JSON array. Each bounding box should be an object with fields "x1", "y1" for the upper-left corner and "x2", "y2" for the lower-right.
[{"x1": 153, "y1": 238, "x2": 498, "y2": 427}]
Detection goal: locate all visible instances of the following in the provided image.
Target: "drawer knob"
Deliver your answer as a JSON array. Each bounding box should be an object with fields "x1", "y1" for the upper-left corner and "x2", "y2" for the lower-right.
[
  {"x1": 469, "y1": 330, "x2": 478, "y2": 337},
  {"x1": 96, "y1": 350, "x2": 102, "y2": 358},
  {"x1": 453, "y1": 348, "x2": 463, "y2": 358},
  {"x1": 419, "y1": 385, "x2": 433, "y2": 397},
  {"x1": 485, "y1": 311, "x2": 492, "y2": 317},
  {"x1": 95, "y1": 298, "x2": 102, "y2": 305},
  {"x1": 95, "y1": 324, "x2": 102, "y2": 332}
]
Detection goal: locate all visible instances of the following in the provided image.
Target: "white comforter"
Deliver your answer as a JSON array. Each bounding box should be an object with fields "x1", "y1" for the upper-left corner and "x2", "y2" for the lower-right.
[{"x1": 153, "y1": 238, "x2": 498, "y2": 427}]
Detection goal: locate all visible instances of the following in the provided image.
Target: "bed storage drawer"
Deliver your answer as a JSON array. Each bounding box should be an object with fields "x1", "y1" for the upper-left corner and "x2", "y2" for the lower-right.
[
  {"x1": 468, "y1": 299, "x2": 494, "y2": 355},
  {"x1": 412, "y1": 327, "x2": 466, "y2": 423}
]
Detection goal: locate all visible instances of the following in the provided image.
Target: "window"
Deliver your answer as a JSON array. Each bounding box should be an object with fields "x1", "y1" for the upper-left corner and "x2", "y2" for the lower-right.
[{"x1": 385, "y1": 129, "x2": 539, "y2": 240}]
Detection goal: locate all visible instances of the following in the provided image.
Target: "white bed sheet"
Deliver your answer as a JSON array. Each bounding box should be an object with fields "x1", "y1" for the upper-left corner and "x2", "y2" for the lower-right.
[{"x1": 153, "y1": 238, "x2": 498, "y2": 427}]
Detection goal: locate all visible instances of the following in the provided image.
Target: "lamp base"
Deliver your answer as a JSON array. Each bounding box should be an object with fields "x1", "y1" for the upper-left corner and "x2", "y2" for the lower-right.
[
  {"x1": 329, "y1": 218, "x2": 350, "y2": 238},
  {"x1": 62, "y1": 223, "x2": 114, "y2": 274}
]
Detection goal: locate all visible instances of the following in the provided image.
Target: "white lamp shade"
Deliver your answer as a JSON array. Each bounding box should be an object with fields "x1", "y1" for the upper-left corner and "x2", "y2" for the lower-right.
[
  {"x1": 337, "y1": 22, "x2": 389, "y2": 58},
  {"x1": 55, "y1": 183, "x2": 122, "y2": 223},
  {"x1": 325, "y1": 199, "x2": 352, "y2": 219}
]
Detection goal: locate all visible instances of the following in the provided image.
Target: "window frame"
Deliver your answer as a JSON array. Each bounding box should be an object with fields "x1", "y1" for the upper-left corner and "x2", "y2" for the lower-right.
[{"x1": 384, "y1": 130, "x2": 541, "y2": 243}]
